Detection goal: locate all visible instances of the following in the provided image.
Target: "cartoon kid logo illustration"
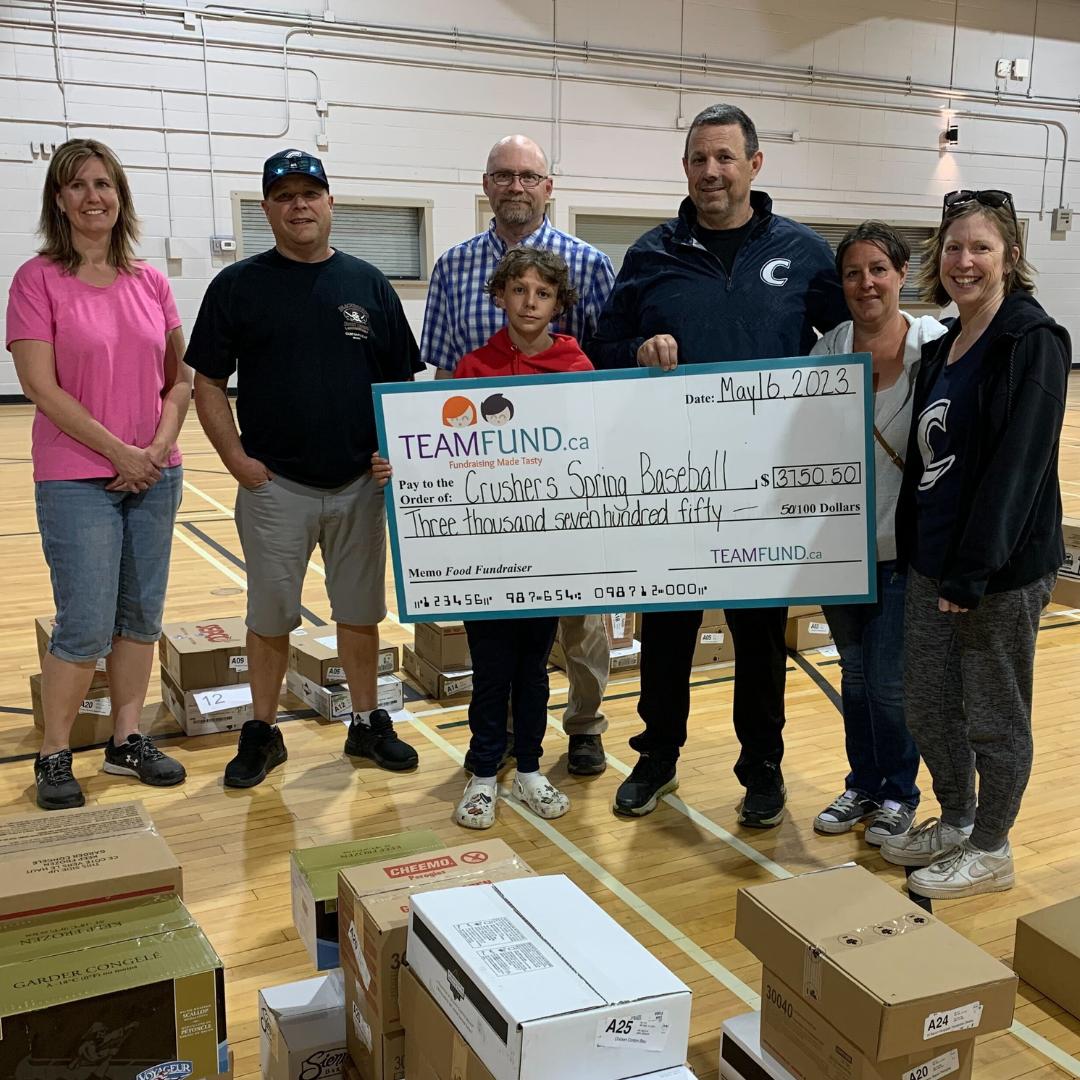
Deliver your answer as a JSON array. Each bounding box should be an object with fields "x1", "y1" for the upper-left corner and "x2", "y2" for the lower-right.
[
  {"x1": 481, "y1": 393, "x2": 514, "y2": 426},
  {"x1": 441, "y1": 396, "x2": 477, "y2": 428}
]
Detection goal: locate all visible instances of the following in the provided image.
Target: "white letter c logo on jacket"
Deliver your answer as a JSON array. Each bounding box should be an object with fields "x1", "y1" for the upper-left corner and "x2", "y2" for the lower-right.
[{"x1": 760, "y1": 258, "x2": 791, "y2": 286}]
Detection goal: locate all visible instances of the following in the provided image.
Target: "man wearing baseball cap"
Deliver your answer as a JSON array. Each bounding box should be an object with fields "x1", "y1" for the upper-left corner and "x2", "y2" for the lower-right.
[{"x1": 187, "y1": 149, "x2": 423, "y2": 788}]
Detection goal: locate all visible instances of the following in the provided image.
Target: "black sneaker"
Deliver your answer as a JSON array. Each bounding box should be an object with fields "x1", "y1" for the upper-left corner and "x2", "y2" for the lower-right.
[
  {"x1": 224, "y1": 720, "x2": 287, "y2": 788},
  {"x1": 104, "y1": 733, "x2": 186, "y2": 787},
  {"x1": 464, "y1": 747, "x2": 515, "y2": 776},
  {"x1": 344, "y1": 709, "x2": 418, "y2": 771},
  {"x1": 567, "y1": 734, "x2": 607, "y2": 776},
  {"x1": 613, "y1": 753, "x2": 678, "y2": 817},
  {"x1": 738, "y1": 764, "x2": 787, "y2": 829},
  {"x1": 35, "y1": 749, "x2": 85, "y2": 811}
]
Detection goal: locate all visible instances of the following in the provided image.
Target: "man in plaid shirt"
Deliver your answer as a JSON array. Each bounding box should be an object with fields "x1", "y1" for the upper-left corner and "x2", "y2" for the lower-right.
[{"x1": 420, "y1": 134, "x2": 616, "y2": 777}]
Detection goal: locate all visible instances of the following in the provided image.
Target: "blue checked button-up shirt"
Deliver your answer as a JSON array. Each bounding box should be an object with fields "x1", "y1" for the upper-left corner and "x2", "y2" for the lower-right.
[{"x1": 420, "y1": 218, "x2": 615, "y2": 372}]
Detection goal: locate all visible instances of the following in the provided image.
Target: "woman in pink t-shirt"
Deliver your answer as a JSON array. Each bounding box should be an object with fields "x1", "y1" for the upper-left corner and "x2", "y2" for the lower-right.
[{"x1": 5, "y1": 138, "x2": 193, "y2": 810}]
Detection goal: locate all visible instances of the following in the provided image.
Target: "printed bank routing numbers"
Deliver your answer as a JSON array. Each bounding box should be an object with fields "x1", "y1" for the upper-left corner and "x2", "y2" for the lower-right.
[{"x1": 373, "y1": 355, "x2": 877, "y2": 622}]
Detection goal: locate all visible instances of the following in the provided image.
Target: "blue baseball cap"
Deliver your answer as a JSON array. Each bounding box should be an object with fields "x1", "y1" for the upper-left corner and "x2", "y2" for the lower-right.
[{"x1": 262, "y1": 149, "x2": 330, "y2": 197}]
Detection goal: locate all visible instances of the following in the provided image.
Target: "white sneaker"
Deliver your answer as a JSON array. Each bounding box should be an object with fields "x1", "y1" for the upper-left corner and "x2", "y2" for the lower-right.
[
  {"x1": 907, "y1": 840, "x2": 1014, "y2": 899},
  {"x1": 512, "y1": 773, "x2": 570, "y2": 820},
  {"x1": 880, "y1": 816, "x2": 973, "y2": 867},
  {"x1": 454, "y1": 777, "x2": 497, "y2": 830}
]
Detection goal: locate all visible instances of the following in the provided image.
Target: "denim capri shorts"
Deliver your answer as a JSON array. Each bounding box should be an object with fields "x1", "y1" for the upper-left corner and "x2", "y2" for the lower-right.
[{"x1": 35, "y1": 466, "x2": 182, "y2": 663}]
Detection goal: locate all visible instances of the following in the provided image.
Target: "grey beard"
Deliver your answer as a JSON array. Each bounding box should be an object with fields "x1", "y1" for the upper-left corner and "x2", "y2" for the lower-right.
[{"x1": 496, "y1": 201, "x2": 535, "y2": 227}]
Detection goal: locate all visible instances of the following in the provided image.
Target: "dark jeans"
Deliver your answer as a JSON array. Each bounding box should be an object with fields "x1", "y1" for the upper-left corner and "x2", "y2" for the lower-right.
[
  {"x1": 464, "y1": 617, "x2": 559, "y2": 775},
  {"x1": 822, "y1": 561, "x2": 920, "y2": 807},
  {"x1": 633, "y1": 606, "x2": 788, "y2": 786}
]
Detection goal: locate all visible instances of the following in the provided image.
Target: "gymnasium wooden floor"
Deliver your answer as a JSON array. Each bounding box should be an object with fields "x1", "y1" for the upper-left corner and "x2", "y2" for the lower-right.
[{"x1": 0, "y1": 380, "x2": 1078, "y2": 1080}]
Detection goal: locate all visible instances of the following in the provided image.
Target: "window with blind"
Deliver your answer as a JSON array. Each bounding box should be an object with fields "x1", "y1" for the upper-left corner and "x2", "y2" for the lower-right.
[
  {"x1": 798, "y1": 221, "x2": 935, "y2": 303},
  {"x1": 237, "y1": 199, "x2": 426, "y2": 279},
  {"x1": 573, "y1": 213, "x2": 669, "y2": 274}
]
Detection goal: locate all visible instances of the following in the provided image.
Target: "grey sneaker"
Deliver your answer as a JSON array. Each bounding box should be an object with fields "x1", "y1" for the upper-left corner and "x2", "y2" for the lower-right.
[
  {"x1": 907, "y1": 840, "x2": 1014, "y2": 899},
  {"x1": 813, "y1": 789, "x2": 879, "y2": 834},
  {"x1": 865, "y1": 801, "x2": 916, "y2": 846},
  {"x1": 880, "y1": 816, "x2": 972, "y2": 867}
]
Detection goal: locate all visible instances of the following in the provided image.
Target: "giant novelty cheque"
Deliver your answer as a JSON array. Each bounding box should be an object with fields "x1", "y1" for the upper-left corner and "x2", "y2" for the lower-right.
[{"x1": 374, "y1": 356, "x2": 876, "y2": 621}]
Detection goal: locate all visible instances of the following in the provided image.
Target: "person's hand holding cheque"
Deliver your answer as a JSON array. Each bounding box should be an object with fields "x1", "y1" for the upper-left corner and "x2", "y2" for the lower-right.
[
  {"x1": 636, "y1": 334, "x2": 679, "y2": 371},
  {"x1": 371, "y1": 453, "x2": 393, "y2": 488}
]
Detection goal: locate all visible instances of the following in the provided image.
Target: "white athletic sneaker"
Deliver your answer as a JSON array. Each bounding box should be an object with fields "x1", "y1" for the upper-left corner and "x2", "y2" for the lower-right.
[
  {"x1": 512, "y1": 773, "x2": 570, "y2": 820},
  {"x1": 454, "y1": 777, "x2": 497, "y2": 830},
  {"x1": 907, "y1": 840, "x2": 1015, "y2": 899},
  {"x1": 880, "y1": 816, "x2": 973, "y2": 867}
]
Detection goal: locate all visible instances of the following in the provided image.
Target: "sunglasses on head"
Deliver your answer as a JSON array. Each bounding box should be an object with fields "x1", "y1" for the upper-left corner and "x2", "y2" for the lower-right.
[{"x1": 942, "y1": 189, "x2": 1015, "y2": 218}]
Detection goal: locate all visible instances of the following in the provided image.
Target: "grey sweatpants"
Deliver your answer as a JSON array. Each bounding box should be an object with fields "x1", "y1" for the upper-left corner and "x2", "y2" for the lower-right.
[{"x1": 903, "y1": 568, "x2": 1054, "y2": 851}]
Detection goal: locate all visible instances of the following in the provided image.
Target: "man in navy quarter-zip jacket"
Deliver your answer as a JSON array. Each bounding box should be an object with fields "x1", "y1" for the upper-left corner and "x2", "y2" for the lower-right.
[{"x1": 590, "y1": 103, "x2": 847, "y2": 827}]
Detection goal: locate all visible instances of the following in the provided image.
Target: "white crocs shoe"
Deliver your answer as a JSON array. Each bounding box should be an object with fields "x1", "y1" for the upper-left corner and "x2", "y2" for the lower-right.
[
  {"x1": 512, "y1": 773, "x2": 570, "y2": 820},
  {"x1": 454, "y1": 777, "x2": 497, "y2": 830}
]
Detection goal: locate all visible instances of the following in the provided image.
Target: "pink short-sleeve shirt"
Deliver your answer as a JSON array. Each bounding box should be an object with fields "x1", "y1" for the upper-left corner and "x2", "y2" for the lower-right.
[{"x1": 5, "y1": 255, "x2": 184, "y2": 481}]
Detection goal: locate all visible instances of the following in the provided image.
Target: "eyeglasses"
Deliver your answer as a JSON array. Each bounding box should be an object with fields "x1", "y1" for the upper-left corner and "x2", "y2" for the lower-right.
[
  {"x1": 942, "y1": 189, "x2": 1015, "y2": 218},
  {"x1": 486, "y1": 170, "x2": 549, "y2": 188}
]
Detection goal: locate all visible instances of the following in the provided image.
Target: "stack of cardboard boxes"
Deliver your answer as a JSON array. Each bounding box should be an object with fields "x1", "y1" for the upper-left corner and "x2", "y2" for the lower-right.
[
  {"x1": 158, "y1": 616, "x2": 254, "y2": 736},
  {"x1": 30, "y1": 615, "x2": 179, "y2": 748},
  {"x1": 723, "y1": 865, "x2": 1019, "y2": 1080},
  {"x1": 783, "y1": 605, "x2": 834, "y2": 653},
  {"x1": 265, "y1": 834, "x2": 700, "y2": 1079},
  {"x1": 0, "y1": 801, "x2": 232, "y2": 1080},
  {"x1": 403, "y1": 621, "x2": 474, "y2": 703},
  {"x1": 285, "y1": 628, "x2": 404, "y2": 722}
]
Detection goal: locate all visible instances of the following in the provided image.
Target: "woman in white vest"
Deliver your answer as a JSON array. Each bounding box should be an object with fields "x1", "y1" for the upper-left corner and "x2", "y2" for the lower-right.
[{"x1": 809, "y1": 221, "x2": 946, "y2": 844}]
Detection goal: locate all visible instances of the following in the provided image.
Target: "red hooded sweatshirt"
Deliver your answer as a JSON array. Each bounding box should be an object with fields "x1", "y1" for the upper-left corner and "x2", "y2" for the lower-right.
[{"x1": 455, "y1": 327, "x2": 594, "y2": 379}]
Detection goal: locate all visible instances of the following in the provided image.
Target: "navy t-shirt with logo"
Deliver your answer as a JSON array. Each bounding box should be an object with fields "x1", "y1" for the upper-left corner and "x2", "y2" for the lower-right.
[
  {"x1": 186, "y1": 248, "x2": 421, "y2": 488},
  {"x1": 912, "y1": 329, "x2": 990, "y2": 579}
]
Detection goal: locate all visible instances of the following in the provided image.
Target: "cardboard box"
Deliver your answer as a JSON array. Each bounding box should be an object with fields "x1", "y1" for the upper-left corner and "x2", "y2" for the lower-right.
[
  {"x1": 289, "y1": 629, "x2": 400, "y2": 685},
  {"x1": 761, "y1": 966, "x2": 974, "y2": 1080},
  {"x1": 401, "y1": 962, "x2": 494, "y2": 1080},
  {"x1": 550, "y1": 639, "x2": 641, "y2": 674},
  {"x1": 735, "y1": 865, "x2": 1017, "y2": 1061},
  {"x1": 285, "y1": 669, "x2": 404, "y2": 723},
  {"x1": 291, "y1": 831, "x2": 444, "y2": 970},
  {"x1": 1014, "y1": 896, "x2": 1080, "y2": 1019},
  {"x1": 0, "y1": 893, "x2": 227, "y2": 1080},
  {"x1": 691, "y1": 624, "x2": 735, "y2": 666},
  {"x1": 339, "y1": 840, "x2": 534, "y2": 1044},
  {"x1": 784, "y1": 614, "x2": 833, "y2": 652},
  {"x1": 30, "y1": 673, "x2": 180, "y2": 749},
  {"x1": 35, "y1": 615, "x2": 109, "y2": 688},
  {"x1": 259, "y1": 969, "x2": 348, "y2": 1080},
  {"x1": 721, "y1": 1012, "x2": 792, "y2": 1080},
  {"x1": 603, "y1": 612, "x2": 636, "y2": 650},
  {"x1": 414, "y1": 621, "x2": 472, "y2": 670},
  {"x1": 159, "y1": 616, "x2": 249, "y2": 691},
  {"x1": 408, "y1": 874, "x2": 692, "y2": 1080},
  {"x1": 160, "y1": 667, "x2": 253, "y2": 736},
  {"x1": 0, "y1": 800, "x2": 182, "y2": 922},
  {"x1": 402, "y1": 643, "x2": 473, "y2": 702}
]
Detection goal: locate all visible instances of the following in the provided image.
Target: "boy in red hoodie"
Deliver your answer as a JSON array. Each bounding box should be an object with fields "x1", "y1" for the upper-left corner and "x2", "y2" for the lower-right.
[{"x1": 454, "y1": 247, "x2": 593, "y2": 829}]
